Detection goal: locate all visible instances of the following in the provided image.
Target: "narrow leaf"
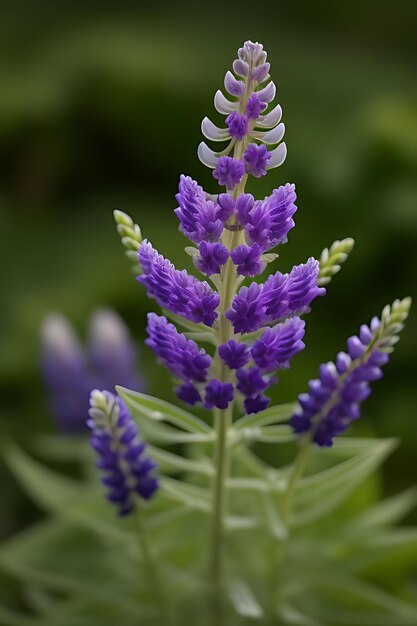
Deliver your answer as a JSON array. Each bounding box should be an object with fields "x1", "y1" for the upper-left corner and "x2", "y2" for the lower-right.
[{"x1": 117, "y1": 387, "x2": 212, "y2": 434}]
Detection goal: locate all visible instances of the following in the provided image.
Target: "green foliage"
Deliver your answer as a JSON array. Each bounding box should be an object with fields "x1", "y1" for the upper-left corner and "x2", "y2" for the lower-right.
[{"x1": 1, "y1": 391, "x2": 417, "y2": 624}]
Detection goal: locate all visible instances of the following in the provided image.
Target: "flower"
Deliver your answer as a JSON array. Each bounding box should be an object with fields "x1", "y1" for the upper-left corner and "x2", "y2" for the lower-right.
[
  {"x1": 290, "y1": 298, "x2": 411, "y2": 446},
  {"x1": 244, "y1": 144, "x2": 271, "y2": 178},
  {"x1": 226, "y1": 282, "x2": 265, "y2": 334},
  {"x1": 245, "y1": 94, "x2": 267, "y2": 120},
  {"x1": 194, "y1": 241, "x2": 229, "y2": 276},
  {"x1": 146, "y1": 313, "x2": 211, "y2": 383},
  {"x1": 175, "y1": 175, "x2": 224, "y2": 243},
  {"x1": 41, "y1": 311, "x2": 143, "y2": 434},
  {"x1": 218, "y1": 340, "x2": 250, "y2": 370},
  {"x1": 88, "y1": 390, "x2": 158, "y2": 516},
  {"x1": 213, "y1": 156, "x2": 245, "y2": 189},
  {"x1": 251, "y1": 317, "x2": 306, "y2": 371},
  {"x1": 138, "y1": 241, "x2": 220, "y2": 327},
  {"x1": 243, "y1": 183, "x2": 297, "y2": 250},
  {"x1": 231, "y1": 243, "x2": 265, "y2": 277},
  {"x1": 226, "y1": 111, "x2": 249, "y2": 140},
  {"x1": 244, "y1": 395, "x2": 270, "y2": 414},
  {"x1": 204, "y1": 380, "x2": 234, "y2": 409}
]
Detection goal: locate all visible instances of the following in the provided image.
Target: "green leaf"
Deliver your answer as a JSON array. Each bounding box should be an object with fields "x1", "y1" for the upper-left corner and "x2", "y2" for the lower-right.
[
  {"x1": 4, "y1": 444, "x2": 86, "y2": 511},
  {"x1": 347, "y1": 488, "x2": 417, "y2": 533},
  {"x1": 117, "y1": 387, "x2": 212, "y2": 435},
  {"x1": 149, "y1": 445, "x2": 214, "y2": 476},
  {"x1": 235, "y1": 425, "x2": 296, "y2": 445},
  {"x1": 161, "y1": 477, "x2": 211, "y2": 512},
  {"x1": 228, "y1": 579, "x2": 263, "y2": 619},
  {"x1": 292, "y1": 439, "x2": 397, "y2": 526},
  {"x1": 233, "y1": 403, "x2": 295, "y2": 430}
]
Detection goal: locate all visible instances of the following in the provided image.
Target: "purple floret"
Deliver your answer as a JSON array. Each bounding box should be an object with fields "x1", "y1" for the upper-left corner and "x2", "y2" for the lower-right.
[
  {"x1": 226, "y1": 111, "x2": 249, "y2": 139},
  {"x1": 194, "y1": 241, "x2": 229, "y2": 276},
  {"x1": 244, "y1": 144, "x2": 271, "y2": 178},
  {"x1": 244, "y1": 395, "x2": 270, "y2": 414},
  {"x1": 231, "y1": 243, "x2": 265, "y2": 277},
  {"x1": 213, "y1": 156, "x2": 245, "y2": 190},
  {"x1": 218, "y1": 340, "x2": 250, "y2": 370},
  {"x1": 138, "y1": 241, "x2": 220, "y2": 326},
  {"x1": 251, "y1": 317, "x2": 305, "y2": 371},
  {"x1": 244, "y1": 183, "x2": 297, "y2": 250},
  {"x1": 146, "y1": 313, "x2": 211, "y2": 383},
  {"x1": 226, "y1": 282, "x2": 265, "y2": 334},
  {"x1": 175, "y1": 175, "x2": 224, "y2": 243},
  {"x1": 245, "y1": 94, "x2": 267, "y2": 120},
  {"x1": 204, "y1": 380, "x2": 234, "y2": 409}
]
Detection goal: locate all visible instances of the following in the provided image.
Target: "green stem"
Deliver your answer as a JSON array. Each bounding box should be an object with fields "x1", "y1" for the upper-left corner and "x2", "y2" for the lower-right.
[{"x1": 134, "y1": 506, "x2": 166, "y2": 619}]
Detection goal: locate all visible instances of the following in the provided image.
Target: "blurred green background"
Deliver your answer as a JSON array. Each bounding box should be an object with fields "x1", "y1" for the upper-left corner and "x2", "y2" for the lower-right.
[{"x1": 1, "y1": 1, "x2": 416, "y2": 541}]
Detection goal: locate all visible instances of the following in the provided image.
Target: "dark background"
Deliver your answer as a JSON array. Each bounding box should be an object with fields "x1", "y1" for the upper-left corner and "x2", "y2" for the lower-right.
[{"x1": 1, "y1": 1, "x2": 416, "y2": 539}]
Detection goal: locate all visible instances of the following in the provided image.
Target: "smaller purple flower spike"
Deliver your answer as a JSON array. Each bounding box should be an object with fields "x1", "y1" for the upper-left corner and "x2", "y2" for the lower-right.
[
  {"x1": 244, "y1": 395, "x2": 270, "y2": 414},
  {"x1": 41, "y1": 311, "x2": 143, "y2": 434},
  {"x1": 146, "y1": 313, "x2": 211, "y2": 383},
  {"x1": 245, "y1": 94, "x2": 267, "y2": 120},
  {"x1": 244, "y1": 184, "x2": 297, "y2": 251},
  {"x1": 226, "y1": 282, "x2": 265, "y2": 334},
  {"x1": 244, "y1": 144, "x2": 271, "y2": 178},
  {"x1": 251, "y1": 317, "x2": 306, "y2": 371},
  {"x1": 176, "y1": 382, "x2": 202, "y2": 406},
  {"x1": 194, "y1": 241, "x2": 229, "y2": 276},
  {"x1": 231, "y1": 243, "x2": 265, "y2": 277},
  {"x1": 204, "y1": 380, "x2": 234, "y2": 410},
  {"x1": 226, "y1": 111, "x2": 249, "y2": 140},
  {"x1": 213, "y1": 156, "x2": 245, "y2": 190},
  {"x1": 88, "y1": 390, "x2": 158, "y2": 516},
  {"x1": 260, "y1": 271, "x2": 289, "y2": 321},
  {"x1": 88, "y1": 310, "x2": 142, "y2": 393},
  {"x1": 175, "y1": 175, "x2": 224, "y2": 243},
  {"x1": 138, "y1": 241, "x2": 220, "y2": 327},
  {"x1": 218, "y1": 340, "x2": 250, "y2": 370},
  {"x1": 290, "y1": 298, "x2": 411, "y2": 446}
]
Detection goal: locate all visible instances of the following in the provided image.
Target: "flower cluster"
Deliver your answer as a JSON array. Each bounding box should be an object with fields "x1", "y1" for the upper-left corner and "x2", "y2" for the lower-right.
[
  {"x1": 112, "y1": 41, "x2": 329, "y2": 415},
  {"x1": 88, "y1": 390, "x2": 158, "y2": 515},
  {"x1": 291, "y1": 298, "x2": 411, "y2": 446},
  {"x1": 198, "y1": 40, "x2": 287, "y2": 182},
  {"x1": 41, "y1": 310, "x2": 143, "y2": 433}
]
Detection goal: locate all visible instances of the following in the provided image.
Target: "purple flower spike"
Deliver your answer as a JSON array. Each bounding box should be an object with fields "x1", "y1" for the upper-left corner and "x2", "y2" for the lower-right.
[
  {"x1": 204, "y1": 380, "x2": 234, "y2": 409},
  {"x1": 245, "y1": 94, "x2": 267, "y2": 120},
  {"x1": 146, "y1": 313, "x2": 211, "y2": 383},
  {"x1": 138, "y1": 241, "x2": 220, "y2": 326},
  {"x1": 213, "y1": 156, "x2": 245, "y2": 190},
  {"x1": 175, "y1": 175, "x2": 224, "y2": 243},
  {"x1": 194, "y1": 241, "x2": 229, "y2": 276},
  {"x1": 244, "y1": 183, "x2": 297, "y2": 249},
  {"x1": 88, "y1": 390, "x2": 158, "y2": 516},
  {"x1": 244, "y1": 395, "x2": 270, "y2": 414},
  {"x1": 226, "y1": 282, "x2": 265, "y2": 333},
  {"x1": 289, "y1": 305, "x2": 408, "y2": 446},
  {"x1": 226, "y1": 112, "x2": 249, "y2": 140},
  {"x1": 244, "y1": 144, "x2": 271, "y2": 178},
  {"x1": 176, "y1": 382, "x2": 202, "y2": 406},
  {"x1": 218, "y1": 340, "x2": 250, "y2": 370},
  {"x1": 231, "y1": 243, "x2": 265, "y2": 277},
  {"x1": 251, "y1": 317, "x2": 305, "y2": 371}
]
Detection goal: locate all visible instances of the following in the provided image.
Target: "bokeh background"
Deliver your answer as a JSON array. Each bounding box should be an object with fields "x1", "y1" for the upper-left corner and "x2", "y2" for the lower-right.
[{"x1": 1, "y1": 0, "x2": 416, "y2": 551}]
